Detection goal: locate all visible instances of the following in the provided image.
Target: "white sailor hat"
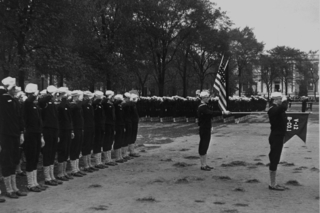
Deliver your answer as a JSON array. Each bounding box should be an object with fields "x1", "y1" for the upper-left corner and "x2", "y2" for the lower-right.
[
  {"x1": 71, "y1": 90, "x2": 80, "y2": 97},
  {"x1": 47, "y1": 85, "x2": 58, "y2": 94},
  {"x1": 199, "y1": 91, "x2": 210, "y2": 98},
  {"x1": 1, "y1": 77, "x2": 16, "y2": 90},
  {"x1": 114, "y1": 94, "x2": 124, "y2": 101},
  {"x1": 25, "y1": 83, "x2": 39, "y2": 94},
  {"x1": 270, "y1": 92, "x2": 282, "y2": 99},
  {"x1": 57, "y1": 87, "x2": 69, "y2": 94},
  {"x1": 105, "y1": 90, "x2": 114, "y2": 98},
  {"x1": 94, "y1": 90, "x2": 104, "y2": 99},
  {"x1": 40, "y1": 89, "x2": 47, "y2": 95},
  {"x1": 196, "y1": 90, "x2": 201, "y2": 95},
  {"x1": 130, "y1": 93, "x2": 139, "y2": 102},
  {"x1": 83, "y1": 91, "x2": 94, "y2": 99},
  {"x1": 124, "y1": 92, "x2": 131, "y2": 99}
]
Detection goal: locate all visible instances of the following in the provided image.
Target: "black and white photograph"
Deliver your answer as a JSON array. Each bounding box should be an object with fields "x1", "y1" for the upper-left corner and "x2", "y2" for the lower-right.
[{"x1": 0, "y1": 0, "x2": 319, "y2": 212}]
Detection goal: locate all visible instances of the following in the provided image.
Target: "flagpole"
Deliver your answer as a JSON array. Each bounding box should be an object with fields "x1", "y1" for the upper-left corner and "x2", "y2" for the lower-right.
[{"x1": 230, "y1": 112, "x2": 312, "y2": 115}]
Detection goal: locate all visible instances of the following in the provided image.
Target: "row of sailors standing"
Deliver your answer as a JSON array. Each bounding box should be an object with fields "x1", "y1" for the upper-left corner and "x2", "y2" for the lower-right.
[{"x1": 0, "y1": 76, "x2": 140, "y2": 201}]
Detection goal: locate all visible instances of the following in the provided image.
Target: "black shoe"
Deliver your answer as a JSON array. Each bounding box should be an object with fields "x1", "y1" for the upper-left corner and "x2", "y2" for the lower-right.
[
  {"x1": 14, "y1": 191, "x2": 27, "y2": 196},
  {"x1": 65, "y1": 174, "x2": 74, "y2": 180},
  {"x1": 129, "y1": 153, "x2": 141, "y2": 158},
  {"x1": 123, "y1": 156, "x2": 132, "y2": 160},
  {"x1": 6, "y1": 192, "x2": 19, "y2": 199},
  {"x1": 78, "y1": 170, "x2": 87, "y2": 176},
  {"x1": 269, "y1": 185, "x2": 285, "y2": 191},
  {"x1": 45, "y1": 180, "x2": 58, "y2": 186},
  {"x1": 52, "y1": 179, "x2": 63, "y2": 185},
  {"x1": 89, "y1": 166, "x2": 99, "y2": 171},
  {"x1": 56, "y1": 176, "x2": 69, "y2": 181},
  {"x1": 115, "y1": 159, "x2": 125, "y2": 163},
  {"x1": 27, "y1": 186, "x2": 41, "y2": 193},
  {"x1": 105, "y1": 162, "x2": 118, "y2": 166},
  {"x1": 205, "y1": 165, "x2": 214, "y2": 169},
  {"x1": 83, "y1": 168, "x2": 93, "y2": 173},
  {"x1": 95, "y1": 164, "x2": 106, "y2": 169},
  {"x1": 71, "y1": 172, "x2": 83, "y2": 177},
  {"x1": 0, "y1": 196, "x2": 5, "y2": 203},
  {"x1": 200, "y1": 166, "x2": 211, "y2": 171}
]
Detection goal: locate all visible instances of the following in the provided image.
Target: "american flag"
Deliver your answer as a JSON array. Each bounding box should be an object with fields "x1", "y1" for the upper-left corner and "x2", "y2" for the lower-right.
[{"x1": 214, "y1": 56, "x2": 229, "y2": 111}]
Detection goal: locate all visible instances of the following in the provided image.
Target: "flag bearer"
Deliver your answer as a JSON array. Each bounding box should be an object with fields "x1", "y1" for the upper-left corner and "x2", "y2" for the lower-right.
[
  {"x1": 92, "y1": 91, "x2": 107, "y2": 169},
  {"x1": 267, "y1": 92, "x2": 288, "y2": 191},
  {"x1": 0, "y1": 77, "x2": 27, "y2": 198},
  {"x1": 69, "y1": 90, "x2": 86, "y2": 177},
  {"x1": 197, "y1": 91, "x2": 229, "y2": 171},
  {"x1": 102, "y1": 90, "x2": 117, "y2": 166}
]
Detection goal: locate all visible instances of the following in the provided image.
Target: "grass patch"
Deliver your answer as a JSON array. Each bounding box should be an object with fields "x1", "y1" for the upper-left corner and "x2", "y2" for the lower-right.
[
  {"x1": 221, "y1": 161, "x2": 247, "y2": 167},
  {"x1": 246, "y1": 179, "x2": 260, "y2": 183},
  {"x1": 195, "y1": 200, "x2": 205, "y2": 203},
  {"x1": 234, "y1": 203, "x2": 249, "y2": 207},
  {"x1": 89, "y1": 205, "x2": 109, "y2": 211},
  {"x1": 221, "y1": 209, "x2": 239, "y2": 213},
  {"x1": 160, "y1": 158, "x2": 172, "y2": 162},
  {"x1": 286, "y1": 180, "x2": 302, "y2": 186},
  {"x1": 184, "y1": 156, "x2": 200, "y2": 160},
  {"x1": 179, "y1": 148, "x2": 190, "y2": 151},
  {"x1": 136, "y1": 196, "x2": 157, "y2": 202},
  {"x1": 88, "y1": 184, "x2": 102, "y2": 188},
  {"x1": 175, "y1": 177, "x2": 190, "y2": 184},
  {"x1": 310, "y1": 167, "x2": 320, "y2": 172},
  {"x1": 255, "y1": 162, "x2": 265, "y2": 166},
  {"x1": 233, "y1": 187, "x2": 245, "y2": 192},
  {"x1": 214, "y1": 201, "x2": 226, "y2": 205},
  {"x1": 173, "y1": 162, "x2": 195, "y2": 167}
]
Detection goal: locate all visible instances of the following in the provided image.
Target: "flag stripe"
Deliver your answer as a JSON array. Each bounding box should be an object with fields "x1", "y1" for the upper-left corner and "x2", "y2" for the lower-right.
[{"x1": 213, "y1": 56, "x2": 229, "y2": 111}]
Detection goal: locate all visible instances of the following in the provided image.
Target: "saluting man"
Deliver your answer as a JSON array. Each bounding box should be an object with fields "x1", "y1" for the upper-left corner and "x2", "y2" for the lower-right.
[
  {"x1": 92, "y1": 91, "x2": 107, "y2": 169},
  {"x1": 122, "y1": 92, "x2": 133, "y2": 161},
  {"x1": 82, "y1": 91, "x2": 97, "y2": 172},
  {"x1": 23, "y1": 83, "x2": 47, "y2": 192},
  {"x1": 0, "y1": 77, "x2": 27, "y2": 199},
  {"x1": 197, "y1": 91, "x2": 230, "y2": 171},
  {"x1": 56, "y1": 87, "x2": 74, "y2": 181},
  {"x1": 267, "y1": 92, "x2": 288, "y2": 191},
  {"x1": 69, "y1": 90, "x2": 86, "y2": 177},
  {"x1": 102, "y1": 90, "x2": 117, "y2": 166},
  {"x1": 38, "y1": 85, "x2": 63, "y2": 185}
]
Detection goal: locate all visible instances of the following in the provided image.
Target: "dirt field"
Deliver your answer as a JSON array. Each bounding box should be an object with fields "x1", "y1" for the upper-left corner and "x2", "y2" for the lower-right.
[{"x1": 0, "y1": 109, "x2": 319, "y2": 213}]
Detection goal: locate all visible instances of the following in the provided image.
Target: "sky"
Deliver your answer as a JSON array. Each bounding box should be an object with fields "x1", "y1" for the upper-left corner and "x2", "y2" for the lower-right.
[{"x1": 211, "y1": 0, "x2": 319, "y2": 53}]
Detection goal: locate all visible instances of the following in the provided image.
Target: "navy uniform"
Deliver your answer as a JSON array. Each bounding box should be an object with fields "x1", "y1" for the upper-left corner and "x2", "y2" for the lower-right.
[
  {"x1": 92, "y1": 91, "x2": 107, "y2": 169},
  {"x1": 102, "y1": 90, "x2": 117, "y2": 166},
  {"x1": 81, "y1": 91, "x2": 97, "y2": 172},
  {"x1": 128, "y1": 93, "x2": 140, "y2": 157},
  {"x1": 69, "y1": 90, "x2": 86, "y2": 177},
  {"x1": 197, "y1": 91, "x2": 228, "y2": 171},
  {"x1": 113, "y1": 94, "x2": 126, "y2": 163},
  {"x1": 0, "y1": 77, "x2": 27, "y2": 198},
  {"x1": 23, "y1": 83, "x2": 47, "y2": 192},
  {"x1": 122, "y1": 93, "x2": 133, "y2": 161},
  {"x1": 38, "y1": 86, "x2": 62, "y2": 185},
  {"x1": 56, "y1": 87, "x2": 74, "y2": 181},
  {"x1": 267, "y1": 92, "x2": 288, "y2": 191}
]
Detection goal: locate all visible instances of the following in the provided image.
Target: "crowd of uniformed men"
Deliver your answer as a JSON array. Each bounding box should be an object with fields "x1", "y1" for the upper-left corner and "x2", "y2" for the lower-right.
[{"x1": 0, "y1": 76, "x2": 141, "y2": 202}]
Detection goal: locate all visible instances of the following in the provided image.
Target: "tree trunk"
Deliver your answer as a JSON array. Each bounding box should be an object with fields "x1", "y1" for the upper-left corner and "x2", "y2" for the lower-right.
[
  {"x1": 182, "y1": 47, "x2": 189, "y2": 98},
  {"x1": 59, "y1": 73, "x2": 64, "y2": 87}
]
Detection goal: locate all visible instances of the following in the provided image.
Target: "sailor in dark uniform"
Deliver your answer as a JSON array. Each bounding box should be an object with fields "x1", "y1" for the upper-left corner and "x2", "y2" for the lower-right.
[
  {"x1": 102, "y1": 90, "x2": 117, "y2": 166},
  {"x1": 128, "y1": 93, "x2": 140, "y2": 157},
  {"x1": 197, "y1": 91, "x2": 229, "y2": 171},
  {"x1": 113, "y1": 94, "x2": 126, "y2": 163},
  {"x1": 267, "y1": 92, "x2": 288, "y2": 191},
  {"x1": 0, "y1": 77, "x2": 27, "y2": 199},
  {"x1": 38, "y1": 85, "x2": 63, "y2": 185}
]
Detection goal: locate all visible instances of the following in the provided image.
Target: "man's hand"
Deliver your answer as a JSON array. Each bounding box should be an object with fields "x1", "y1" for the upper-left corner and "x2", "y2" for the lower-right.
[
  {"x1": 71, "y1": 132, "x2": 75, "y2": 139},
  {"x1": 57, "y1": 137, "x2": 60, "y2": 143},
  {"x1": 20, "y1": 133, "x2": 24, "y2": 145},
  {"x1": 223, "y1": 110, "x2": 231, "y2": 115}
]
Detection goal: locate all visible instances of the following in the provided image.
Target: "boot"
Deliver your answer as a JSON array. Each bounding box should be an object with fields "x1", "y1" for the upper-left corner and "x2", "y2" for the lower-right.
[
  {"x1": 34, "y1": 170, "x2": 48, "y2": 190},
  {"x1": 129, "y1": 144, "x2": 140, "y2": 157},
  {"x1": 50, "y1": 165, "x2": 63, "y2": 184},
  {"x1": 115, "y1": 149, "x2": 125, "y2": 163},
  {"x1": 64, "y1": 162, "x2": 73, "y2": 179},
  {"x1": 44, "y1": 166, "x2": 57, "y2": 186},
  {"x1": 56, "y1": 163, "x2": 68, "y2": 181},
  {"x1": 105, "y1": 151, "x2": 117, "y2": 166},
  {"x1": 269, "y1": 170, "x2": 285, "y2": 191},
  {"x1": 76, "y1": 159, "x2": 86, "y2": 175}
]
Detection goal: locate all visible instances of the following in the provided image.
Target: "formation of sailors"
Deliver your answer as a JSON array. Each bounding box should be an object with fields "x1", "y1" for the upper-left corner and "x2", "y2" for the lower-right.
[{"x1": 0, "y1": 77, "x2": 141, "y2": 202}]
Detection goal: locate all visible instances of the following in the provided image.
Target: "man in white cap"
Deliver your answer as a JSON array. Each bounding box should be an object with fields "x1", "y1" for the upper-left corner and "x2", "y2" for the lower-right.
[
  {"x1": 267, "y1": 92, "x2": 288, "y2": 191},
  {"x1": 0, "y1": 77, "x2": 27, "y2": 198},
  {"x1": 102, "y1": 90, "x2": 117, "y2": 166},
  {"x1": 38, "y1": 85, "x2": 62, "y2": 185},
  {"x1": 23, "y1": 83, "x2": 48, "y2": 192},
  {"x1": 197, "y1": 90, "x2": 230, "y2": 171},
  {"x1": 113, "y1": 94, "x2": 126, "y2": 163},
  {"x1": 92, "y1": 91, "x2": 107, "y2": 169},
  {"x1": 128, "y1": 92, "x2": 140, "y2": 157},
  {"x1": 121, "y1": 92, "x2": 133, "y2": 162},
  {"x1": 81, "y1": 91, "x2": 98, "y2": 172},
  {"x1": 69, "y1": 90, "x2": 86, "y2": 177},
  {"x1": 56, "y1": 87, "x2": 74, "y2": 181}
]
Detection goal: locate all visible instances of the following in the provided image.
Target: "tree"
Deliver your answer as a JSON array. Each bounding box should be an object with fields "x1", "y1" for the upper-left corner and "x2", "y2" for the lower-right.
[
  {"x1": 259, "y1": 54, "x2": 279, "y2": 99},
  {"x1": 229, "y1": 27, "x2": 264, "y2": 95}
]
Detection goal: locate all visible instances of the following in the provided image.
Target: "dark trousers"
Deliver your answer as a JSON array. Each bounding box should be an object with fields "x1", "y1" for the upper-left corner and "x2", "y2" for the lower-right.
[
  {"x1": 103, "y1": 124, "x2": 114, "y2": 151},
  {"x1": 124, "y1": 122, "x2": 132, "y2": 147},
  {"x1": 57, "y1": 130, "x2": 72, "y2": 163},
  {"x1": 42, "y1": 128, "x2": 59, "y2": 166},
  {"x1": 70, "y1": 129, "x2": 83, "y2": 160},
  {"x1": 82, "y1": 128, "x2": 94, "y2": 156},
  {"x1": 130, "y1": 122, "x2": 138, "y2": 145},
  {"x1": 0, "y1": 134, "x2": 20, "y2": 177},
  {"x1": 198, "y1": 127, "x2": 211, "y2": 156},
  {"x1": 268, "y1": 132, "x2": 284, "y2": 171},
  {"x1": 114, "y1": 125, "x2": 125, "y2": 150},
  {"x1": 24, "y1": 132, "x2": 41, "y2": 172},
  {"x1": 93, "y1": 127, "x2": 104, "y2": 154}
]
